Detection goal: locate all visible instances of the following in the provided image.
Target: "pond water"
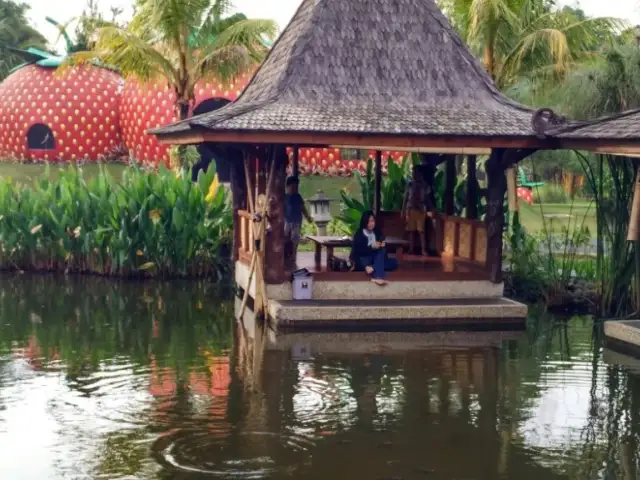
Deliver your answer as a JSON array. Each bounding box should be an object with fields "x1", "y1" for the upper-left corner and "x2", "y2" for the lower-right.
[{"x1": 0, "y1": 275, "x2": 639, "y2": 479}]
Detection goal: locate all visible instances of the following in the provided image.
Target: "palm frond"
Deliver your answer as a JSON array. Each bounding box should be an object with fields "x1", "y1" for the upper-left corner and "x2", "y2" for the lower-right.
[{"x1": 65, "y1": 25, "x2": 179, "y2": 84}]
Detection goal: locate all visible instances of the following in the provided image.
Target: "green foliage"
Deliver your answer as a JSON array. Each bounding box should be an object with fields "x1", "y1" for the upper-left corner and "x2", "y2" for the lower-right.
[
  {"x1": 339, "y1": 157, "x2": 411, "y2": 233},
  {"x1": 0, "y1": 0, "x2": 48, "y2": 80},
  {"x1": 169, "y1": 145, "x2": 201, "y2": 171},
  {"x1": 578, "y1": 152, "x2": 638, "y2": 317},
  {"x1": 0, "y1": 163, "x2": 232, "y2": 278},
  {"x1": 381, "y1": 156, "x2": 412, "y2": 211},
  {"x1": 505, "y1": 212, "x2": 595, "y2": 306},
  {"x1": 68, "y1": 0, "x2": 277, "y2": 120},
  {"x1": 441, "y1": 0, "x2": 623, "y2": 87},
  {"x1": 534, "y1": 183, "x2": 568, "y2": 204}
]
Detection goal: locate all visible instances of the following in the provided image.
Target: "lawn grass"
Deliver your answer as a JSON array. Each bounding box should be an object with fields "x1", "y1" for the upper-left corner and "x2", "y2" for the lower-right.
[
  {"x1": 0, "y1": 162, "x2": 127, "y2": 185},
  {"x1": 520, "y1": 201, "x2": 597, "y2": 234},
  {"x1": 297, "y1": 175, "x2": 359, "y2": 217}
]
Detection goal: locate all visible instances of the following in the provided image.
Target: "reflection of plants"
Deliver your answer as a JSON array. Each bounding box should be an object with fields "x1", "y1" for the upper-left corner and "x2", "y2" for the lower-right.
[
  {"x1": 0, "y1": 275, "x2": 235, "y2": 376},
  {"x1": 0, "y1": 163, "x2": 232, "y2": 278}
]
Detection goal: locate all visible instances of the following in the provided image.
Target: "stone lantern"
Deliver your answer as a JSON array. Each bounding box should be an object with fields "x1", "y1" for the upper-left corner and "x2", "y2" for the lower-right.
[{"x1": 308, "y1": 190, "x2": 333, "y2": 236}]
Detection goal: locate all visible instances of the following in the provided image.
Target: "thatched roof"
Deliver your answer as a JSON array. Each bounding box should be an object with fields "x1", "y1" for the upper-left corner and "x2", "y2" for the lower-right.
[
  {"x1": 554, "y1": 109, "x2": 640, "y2": 140},
  {"x1": 152, "y1": 0, "x2": 539, "y2": 143}
]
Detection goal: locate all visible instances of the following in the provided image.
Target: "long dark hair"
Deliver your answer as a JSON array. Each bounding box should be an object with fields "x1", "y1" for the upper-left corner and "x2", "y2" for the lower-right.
[{"x1": 359, "y1": 210, "x2": 376, "y2": 231}]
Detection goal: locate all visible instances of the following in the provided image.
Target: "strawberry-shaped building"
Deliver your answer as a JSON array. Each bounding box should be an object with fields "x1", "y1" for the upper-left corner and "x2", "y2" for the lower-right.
[{"x1": 0, "y1": 46, "x2": 123, "y2": 163}]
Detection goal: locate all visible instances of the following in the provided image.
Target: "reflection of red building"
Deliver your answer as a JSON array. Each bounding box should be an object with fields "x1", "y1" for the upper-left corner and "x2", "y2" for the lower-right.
[
  {"x1": 149, "y1": 354, "x2": 230, "y2": 398},
  {"x1": 13, "y1": 334, "x2": 59, "y2": 370}
]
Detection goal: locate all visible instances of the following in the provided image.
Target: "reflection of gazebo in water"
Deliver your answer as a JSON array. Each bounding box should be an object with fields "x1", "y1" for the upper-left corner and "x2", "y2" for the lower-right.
[
  {"x1": 233, "y1": 329, "x2": 564, "y2": 479},
  {"x1": 151, "y1": 0, "x2": 566, "y2": 326}
]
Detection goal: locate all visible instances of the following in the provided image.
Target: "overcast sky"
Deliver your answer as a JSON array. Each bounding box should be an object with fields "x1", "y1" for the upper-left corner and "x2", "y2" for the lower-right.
[{"x1": 26, "y1": 0, "x2": 640, "y2": 48}]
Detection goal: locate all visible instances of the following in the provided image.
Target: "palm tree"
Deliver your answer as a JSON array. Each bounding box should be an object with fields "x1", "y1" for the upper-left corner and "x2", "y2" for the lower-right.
[
  {"x1": 440, "y1": 0, "x2": 623, "y2": 88},
  {"x1": 69, "y1": 0, "x2": 277, "y2": 121}
]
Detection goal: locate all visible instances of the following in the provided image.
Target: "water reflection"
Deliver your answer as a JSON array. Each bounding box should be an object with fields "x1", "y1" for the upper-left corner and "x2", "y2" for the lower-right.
[{"x1": 0, "y1": 275, "x2": 640, "y2": 478}]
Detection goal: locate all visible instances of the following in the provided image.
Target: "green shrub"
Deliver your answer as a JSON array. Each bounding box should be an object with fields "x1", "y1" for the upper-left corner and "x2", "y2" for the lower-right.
[
  {"x1": 534, "y1": 184, "x2": 568, "y2": 204},
  {"x1": 0, "y1": 163, "x2": 232, "y2": 278}
]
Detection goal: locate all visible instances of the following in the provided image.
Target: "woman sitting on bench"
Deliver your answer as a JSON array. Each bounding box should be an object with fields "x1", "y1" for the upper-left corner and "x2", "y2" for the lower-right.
[{"x1": 350, "y1": 211, "x2": 398, "y2": 286}]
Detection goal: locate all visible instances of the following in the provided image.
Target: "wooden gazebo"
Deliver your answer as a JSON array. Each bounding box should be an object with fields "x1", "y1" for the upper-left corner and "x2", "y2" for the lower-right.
[{"x1": 152, "y1": 0, "x2": 559, "y2": 326}]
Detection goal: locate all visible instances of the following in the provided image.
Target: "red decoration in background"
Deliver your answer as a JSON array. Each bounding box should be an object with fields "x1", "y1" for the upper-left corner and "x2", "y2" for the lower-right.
[
  {"x1": 517, "y1": 186, "x2": 534, "y2": 205},
  {"x1": 0, "y1": 65, "x2": 122, "y2": 162},
  {"x1": 119, "y1": 74, "x2": 252, "y2": 166},
  {"x1": 0, "y1": 66, "x2": 409, "y2": 173}
]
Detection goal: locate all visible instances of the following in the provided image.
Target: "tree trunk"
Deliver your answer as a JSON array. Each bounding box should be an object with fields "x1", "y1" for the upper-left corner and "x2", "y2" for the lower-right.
[{"x1": 483, "y1": 43, "x2": 496, "y2": 80}]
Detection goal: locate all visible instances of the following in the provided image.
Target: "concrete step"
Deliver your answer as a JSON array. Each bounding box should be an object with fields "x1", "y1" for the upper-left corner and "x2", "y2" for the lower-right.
[
  {"x1": 605, "y1": 320, "x2": 640, "y2": 357},
  {"x1": 269, "y1": 297, "x2": 527, "y2": 328}
]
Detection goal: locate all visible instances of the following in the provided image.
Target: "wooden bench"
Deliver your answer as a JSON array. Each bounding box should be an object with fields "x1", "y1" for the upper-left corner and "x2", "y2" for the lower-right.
[{"x1": 306, "y1": 235, "x2": 410, "y2": 270}]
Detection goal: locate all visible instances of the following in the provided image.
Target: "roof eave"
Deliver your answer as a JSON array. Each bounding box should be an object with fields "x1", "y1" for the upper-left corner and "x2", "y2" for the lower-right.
[{"x1": 154, "y1": 128, "x2": 554, "y2": 150}]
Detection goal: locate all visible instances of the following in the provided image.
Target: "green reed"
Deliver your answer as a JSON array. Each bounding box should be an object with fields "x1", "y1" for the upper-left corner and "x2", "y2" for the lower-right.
[{"x1": 0, "y1": 163, "x2": 232, "y2": 278}]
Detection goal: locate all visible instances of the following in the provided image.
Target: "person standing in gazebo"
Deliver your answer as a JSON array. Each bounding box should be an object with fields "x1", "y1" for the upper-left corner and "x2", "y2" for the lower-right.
[{"x1": 402, "y1": 165, "x2": 436, "y2": 256}]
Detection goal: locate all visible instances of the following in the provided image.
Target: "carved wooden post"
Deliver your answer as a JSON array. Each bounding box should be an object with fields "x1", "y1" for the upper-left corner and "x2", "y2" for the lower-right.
[
  {"x1": 506, "y1": 167, "x2": 519, "y2": 214},
  {"x1": 467, "y1": 155, "x2": 478, "y2": 220},
  {"x1": 374, "y1": 150, "x2": 382, "y2": 217},
  {"x1": 265, "y1": 145, "x2": 287, "y2": 284},
  {"x1": 230, "y1": 149, "x2": 247, "y2": 262},
  {"x1": 445, "y1": 155, "x2": 456, "y2": 216},
  {"x1": 628, "y1": 167, "x2": 640, "y2": 241},
  {"x1": 292, "y1": 145, "x2": 300, "y2": 178},
  {"x1": 485, "y1": 149, "x2": 507, "y2": 284}
]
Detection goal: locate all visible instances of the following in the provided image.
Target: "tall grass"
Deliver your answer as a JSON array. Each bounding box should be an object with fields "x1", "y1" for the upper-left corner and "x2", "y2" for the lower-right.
[
  {"x1": 577, "y1": 152, "x2": 637, "y2": 318},
  {"x1": 0, "y1": 163, "x2": 232, "y2": 279}
]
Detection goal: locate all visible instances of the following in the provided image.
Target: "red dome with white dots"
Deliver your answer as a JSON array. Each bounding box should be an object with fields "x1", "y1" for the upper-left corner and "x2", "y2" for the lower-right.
[
  {"x1": 119, "y1": 74, "x2": 252, "y2": 166},
  {"x1": 0, "y1": 65, "x2": 123, "y2": 162}
]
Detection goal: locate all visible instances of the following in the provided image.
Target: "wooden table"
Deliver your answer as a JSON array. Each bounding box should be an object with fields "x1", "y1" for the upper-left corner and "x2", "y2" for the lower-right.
[{"x1": 306, "y1": 235, "x2": 410, "y2": 270}]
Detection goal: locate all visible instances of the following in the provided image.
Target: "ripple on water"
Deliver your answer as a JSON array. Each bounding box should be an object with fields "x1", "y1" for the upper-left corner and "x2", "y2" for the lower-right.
[{"x1": 152, "y1": 428, "x2": 315, "y2": 478}]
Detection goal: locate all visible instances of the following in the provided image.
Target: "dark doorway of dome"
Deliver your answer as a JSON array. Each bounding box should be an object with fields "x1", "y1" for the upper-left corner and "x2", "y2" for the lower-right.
[
  {"x1": 192, "y1": 98, "x2": 232, "y2": 182},
  {"x1": 27, "y1": 124, "x2": 55, "y2": 150}
]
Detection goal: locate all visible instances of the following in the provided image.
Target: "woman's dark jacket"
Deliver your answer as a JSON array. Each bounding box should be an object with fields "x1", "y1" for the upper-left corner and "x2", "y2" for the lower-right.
[{"x1": 350, "y1": 229, "x2": 385, "y2": 261}]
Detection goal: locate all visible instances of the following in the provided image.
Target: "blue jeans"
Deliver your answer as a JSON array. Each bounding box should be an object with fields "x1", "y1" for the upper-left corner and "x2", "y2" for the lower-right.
[{"x1": 356, "y1": 248, "x2": 398, "y2": 280}]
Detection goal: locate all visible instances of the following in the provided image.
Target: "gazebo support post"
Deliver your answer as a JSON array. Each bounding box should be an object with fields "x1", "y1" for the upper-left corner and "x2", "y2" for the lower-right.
[
  {"x1": 628, "y1": 166, "x2": 640, "y2": 314},
  {"x1": 485, "y1": 149, "x2": 507, "y2": 284},
  {"x1": 265, "y1": 145, "x2": 287, "y2": 285},
  {"x1": 292, "y1": 145, "x2": 299, "y2": 178},
  {"x1": 467, "y1": 155, "x2": 478, "y2": 220},
  {"x1": 506, "y1": 166, "x2": 519, "y2": 216},
  {"x1": 445, "y1": 155, "x2": 456, "y2": 216},
  {"x1": 230, "y1": 149, "x2": 247, "y2": 262},
  {"x1": 374, "y1": 150, "x2": 382, "y2": 217}
]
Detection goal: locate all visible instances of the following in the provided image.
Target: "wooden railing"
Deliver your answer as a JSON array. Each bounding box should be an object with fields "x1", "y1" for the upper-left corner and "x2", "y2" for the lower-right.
[
  {"x1": 237, "y1": 210, "x2": 254, "y2": 265},
  {"x1": 439, "y1": 215, "x2": 487, "y2": 265}
]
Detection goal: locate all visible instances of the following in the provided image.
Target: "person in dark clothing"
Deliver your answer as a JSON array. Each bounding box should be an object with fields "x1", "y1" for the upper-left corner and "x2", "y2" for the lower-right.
[
  {"x1": 350, "y1": 211, "x2": 398, "y2": 286},
  {"x1": 284, "y1": 176, "x2": 312, "y2": 268}
]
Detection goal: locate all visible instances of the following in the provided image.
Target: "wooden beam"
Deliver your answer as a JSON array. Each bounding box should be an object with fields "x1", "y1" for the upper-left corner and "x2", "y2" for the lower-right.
[
  {"x1": 154, "y1": 129, "x2": 554, "y2": 150},
  {"x1": 374, "y1": 150, "x2": 382, "y2": 217},
  {"x1": 485, "y1": 149, "x2": 507, "y2": 284},
  {"x1": 292, "y1": 145, "x2": 300, "y2": 178},
  {"x1": 265, "y1": 146, "x2": 287, "y2": 284},
  {"x1": 445, "y1": 155, "x2": 456, "y2": 216},
  {"x1": 333, "y1": 145, "x2": 492, "y2": 155},
  {"x1": 230, "y1": 149, "x2": 247, "y2": 262},
  {"x1": 467, "y1": 155, "x2": 478, "y2": 220}
]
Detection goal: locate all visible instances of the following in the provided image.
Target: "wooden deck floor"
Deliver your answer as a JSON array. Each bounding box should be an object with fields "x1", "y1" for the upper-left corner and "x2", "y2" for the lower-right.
[{"x1": 291, "y1": 252, "x2": 489, "y2": 282}]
